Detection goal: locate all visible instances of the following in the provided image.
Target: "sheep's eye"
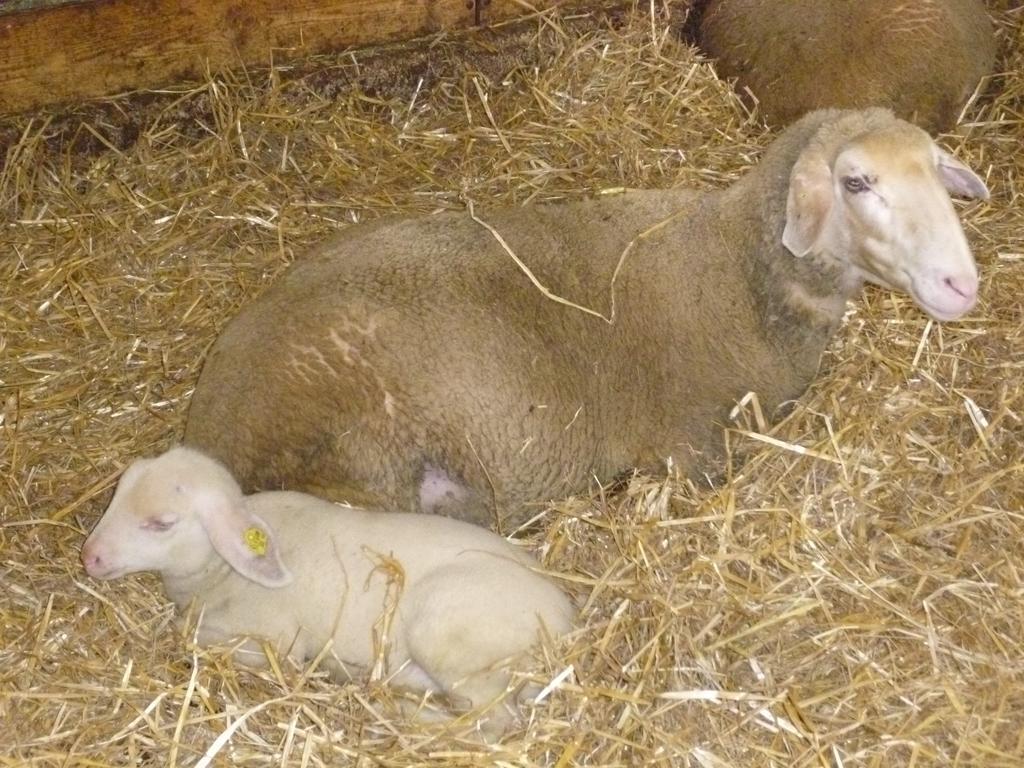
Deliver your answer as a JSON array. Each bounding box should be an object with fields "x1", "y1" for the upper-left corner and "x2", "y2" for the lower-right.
[
  {"x1": 141, "y1": 517, "x2": 176, "y2": 532},
  {"x1": 843, "y1": 175, "x2": 871, "y2": 194}
]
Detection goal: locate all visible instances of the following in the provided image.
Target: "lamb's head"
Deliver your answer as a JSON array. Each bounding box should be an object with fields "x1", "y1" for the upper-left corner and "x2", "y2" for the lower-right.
[
  {"x1": 782, "y1": 117, "x2": 989, "y2": 321},
  {"x1": 81, "y1": 447, "x2": 291, "y2": 588}
]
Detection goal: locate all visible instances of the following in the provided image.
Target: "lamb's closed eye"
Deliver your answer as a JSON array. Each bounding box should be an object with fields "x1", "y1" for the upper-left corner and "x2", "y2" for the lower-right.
[{"x1": 140, "y1": 516, "x2": 177, "y2": 532}]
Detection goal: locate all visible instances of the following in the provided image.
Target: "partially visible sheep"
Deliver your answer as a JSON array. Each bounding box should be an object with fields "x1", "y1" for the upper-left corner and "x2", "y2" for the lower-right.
[
  {"x1": 698, "y1": 0, "x2": 996, "y2": 132},
  {"x1": 81, "y1": 447, "x2": 574, "y2": 733},
  {"x1": 185, "y1": 108, "x2": 989, "y2": 528}
]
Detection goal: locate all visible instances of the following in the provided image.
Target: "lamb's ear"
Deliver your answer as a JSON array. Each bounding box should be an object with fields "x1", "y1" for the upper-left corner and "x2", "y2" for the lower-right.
[
  {"x1": 782, "y1": 153, "x2": 834, "y2": 258},
  {"x1": 935, "y1": 148, "x2": 989, "y2": 200},
  {"x1": 194, "y1": 493, "x2": 293, "y2": 589}
]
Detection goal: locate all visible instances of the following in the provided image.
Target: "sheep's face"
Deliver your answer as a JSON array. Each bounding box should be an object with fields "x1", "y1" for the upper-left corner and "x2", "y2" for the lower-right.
[
  {"x1": 81, "y1": 457, "x2": 220, "y2": 581},
  {"x1": 82, "y1": 448, "x2": 292, "y2": 589},
  {"x1": 784, "y1": 123, "x2": 989, "y2": 321}
]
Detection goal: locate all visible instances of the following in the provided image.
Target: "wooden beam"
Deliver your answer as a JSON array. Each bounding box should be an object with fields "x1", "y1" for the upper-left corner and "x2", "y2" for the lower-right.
[
  {"x1": 0, "y1": 0, "x2": 554, "y2": 115},
  {"x1": 1, "y1": 0, "x2": 85, "y2": 11}
]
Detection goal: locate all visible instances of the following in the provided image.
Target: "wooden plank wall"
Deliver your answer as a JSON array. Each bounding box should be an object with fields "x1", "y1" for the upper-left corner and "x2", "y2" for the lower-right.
[{"x1": 0, "y1": 0, "x2": 554, "y2": 115}]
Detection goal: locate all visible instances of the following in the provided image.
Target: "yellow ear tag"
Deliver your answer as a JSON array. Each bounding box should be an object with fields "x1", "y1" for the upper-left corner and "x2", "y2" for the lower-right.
[{"x1": 243, "y1": 527, "x2": 268, "y2": 556}]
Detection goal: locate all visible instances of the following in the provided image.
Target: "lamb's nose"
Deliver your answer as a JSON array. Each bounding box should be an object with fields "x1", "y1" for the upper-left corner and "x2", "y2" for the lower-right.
[
  {"x1": 81, "y1": 545, "x2": 103, "y2": 576},
  {"x1": 943, "y1": 274, "x2": 978, "y2": 302}
]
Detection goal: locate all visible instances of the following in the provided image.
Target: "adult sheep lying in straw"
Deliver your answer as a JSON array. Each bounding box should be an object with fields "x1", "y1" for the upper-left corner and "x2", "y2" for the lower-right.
[
  {"x1": 186, "y1": 108, "x2": 989, "y2": 529},
  {"x1": 698, "y1": 0, "x2": 996, "y2": 133},
  {"x1": 81, "y1": 447, "x2": 574, "y2": 733}
]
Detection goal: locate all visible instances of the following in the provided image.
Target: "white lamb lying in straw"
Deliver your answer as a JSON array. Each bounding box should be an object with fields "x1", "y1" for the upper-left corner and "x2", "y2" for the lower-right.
[{"x1": 81, "y1": 447, "x2": 575, "y2": 733}]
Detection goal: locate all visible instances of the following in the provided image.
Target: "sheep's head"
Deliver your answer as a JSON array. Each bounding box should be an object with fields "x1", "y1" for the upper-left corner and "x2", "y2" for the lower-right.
[
  {"x1": 81, "y1": 447, "x2": 292, "y2": 589},
  {"x1": 782, "y1": 120, "x2": 989, "y2": 321}
]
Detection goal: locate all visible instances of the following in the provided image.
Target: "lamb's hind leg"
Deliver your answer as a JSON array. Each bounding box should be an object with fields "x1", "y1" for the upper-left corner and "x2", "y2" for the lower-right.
[
  {"x1": 400, "y1": 558, "x2": 561, "y2": 735},
  {"x1": 388, "y1": 658, "x2": 514, "y2": 736}
]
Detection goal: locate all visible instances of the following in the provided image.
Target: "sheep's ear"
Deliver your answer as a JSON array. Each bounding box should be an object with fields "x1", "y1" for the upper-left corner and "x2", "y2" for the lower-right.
[
  {"x1": 782, "y1": 155, "x2": 834, "y2": 258},
  {"x1": 195, "y1": 495, "x2": 293, "y2": 589},
  {"x1": 936, "y1": 148, "x2": 989, "y2": 200}
]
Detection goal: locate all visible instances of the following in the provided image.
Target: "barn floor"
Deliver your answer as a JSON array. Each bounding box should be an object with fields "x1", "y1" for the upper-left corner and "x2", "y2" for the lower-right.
[{"x1": 3, "y1": 3, "x2": 1024, "y2": 766}]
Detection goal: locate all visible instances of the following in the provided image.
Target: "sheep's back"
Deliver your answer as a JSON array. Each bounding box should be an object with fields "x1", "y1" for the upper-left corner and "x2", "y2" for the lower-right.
[
  {"x1": 185, "y1": 188, "x2": 780, "y2": 523},
  {"x1": 700, "y1": 0, "x2": 995, "y2": 132}
]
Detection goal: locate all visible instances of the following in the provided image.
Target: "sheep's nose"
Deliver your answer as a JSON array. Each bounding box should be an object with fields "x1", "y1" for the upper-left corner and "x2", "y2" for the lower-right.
[
  {"x1": 81, "y1": 545, "x2": 103, "y2": 576},
  {"x1": 943, "y1": 274, "x2": 978, "y2": 301}
]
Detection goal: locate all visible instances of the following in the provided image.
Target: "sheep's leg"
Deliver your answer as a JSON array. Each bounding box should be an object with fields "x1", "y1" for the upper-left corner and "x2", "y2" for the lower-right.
[
  {"x1": 228, "y1": 637, "x2": 274, "y2": 670},
  {"x1": 388, "y1": 659, "x2": 443, "y2": 693},
  {"x1": 400, "y1": 558, "x2": 555, "y2": 732},
  {"x1": 446, "y1": 670, "x2": 519, "y2": 738},
  {"x1": 400, "y1": 658, "x2": 516, "y2": 736}
]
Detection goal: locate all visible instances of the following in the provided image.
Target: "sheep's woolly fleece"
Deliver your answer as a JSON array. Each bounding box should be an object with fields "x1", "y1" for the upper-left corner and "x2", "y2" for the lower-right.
[{"x1": 2, "y1": 2, "x2": 1023, "y2": 766}]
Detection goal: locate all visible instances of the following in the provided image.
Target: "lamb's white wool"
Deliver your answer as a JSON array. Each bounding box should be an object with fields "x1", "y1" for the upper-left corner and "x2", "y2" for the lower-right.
[{"x1": 82, "y1": 447, "x2": 574, "y2": 734}]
